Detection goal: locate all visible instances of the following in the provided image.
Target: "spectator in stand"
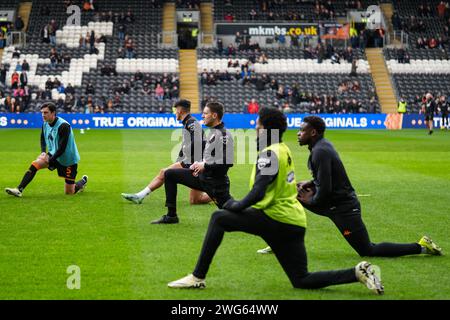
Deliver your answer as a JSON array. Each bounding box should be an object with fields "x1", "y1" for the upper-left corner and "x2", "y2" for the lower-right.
[
  {"x1": 19, "y1": 71, "x2": 28, "y2": 88},
  {"x1": 14, "y1": 15, "x2": 24, "y2": 31},
  {"x1": 89, "y1": 30, "x2": 96, "y2": 54},
  {"x1": 12, "y1": 48, "x2": 21, "y2": 58},
  {"x1": 247, "y1": 98, "x2": 259, "y2": 114},
  {"x1": 125, "y1": 39, "x2": 135, "y2": 59},
  {"x1": 217, "y1": 38, "x2": 223, "y2": 55},
  {"x1": 224, "y1": 12, "x2": 234, "y2": 22},
  {"x1": 85, "y1": 82, "x2": 95, "y2": 95},
  {"x1": 125, "y1": 9, "x2": 135, "y2": 23},
  {"x1": 21, "y1": 59, "x2": 30, "y2": 71},
  {"x1": 11, "y1": 71, "x2": 19, "y2": 89},
  {"x1": 10, "y1": 97, "x2": 21, "y2": 113},
  {"x1": 258, "y1": 52, "x2": 269, "y2": 64},
  {"x1": 48, "y1": 20, "x2": 58, "y2": 46},
  {"x1": 155, "y1": 83, "x2": 164, "y2": 101},
  {"x1": 15, "y1": 62, "x2": 22, "y2": 72},
  {"x1": 62, "y1": 52, "x2": 72, "y2": 65},
  {"x1": 429, "y1": 37, "x2": 438, "y2": 49},
  {"x1": 282, "y1": 101, "x2": 293, "y2": 114},
  {"x1": 64, "y1": 94, "x2": 75, "y2": 113}
]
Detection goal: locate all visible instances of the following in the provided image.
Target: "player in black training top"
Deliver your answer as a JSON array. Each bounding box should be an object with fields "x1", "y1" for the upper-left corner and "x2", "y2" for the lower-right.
[
  {"x1": 121, "y1": 99, "x2": 211, "y2": 205},
  {"x1": 151, "y1": 101, "x2": 234, "y2": 224},
  {"x1": 422, "y1": 93, "x2": 436, "y2": 135},
  {"x1": 258, "y1": 116, "x2": 442, "y2": 257}
]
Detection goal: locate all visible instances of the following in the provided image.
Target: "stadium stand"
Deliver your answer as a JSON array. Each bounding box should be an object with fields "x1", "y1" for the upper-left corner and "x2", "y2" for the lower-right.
[
  {"x1": 383, "y1": 0, "x2": 450, "y2": 112},
  {"x1": 0, "y1": 0, "x2": 179, "y2": 114},
  {"x1": 2, "y1": 0, "x2": 448, "y2": 115}
]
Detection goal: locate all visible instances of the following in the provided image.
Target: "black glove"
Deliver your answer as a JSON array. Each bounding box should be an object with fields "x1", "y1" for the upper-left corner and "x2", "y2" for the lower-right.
[{"x1": 223, "y1": 198, "x2": 244, "y2": 212}]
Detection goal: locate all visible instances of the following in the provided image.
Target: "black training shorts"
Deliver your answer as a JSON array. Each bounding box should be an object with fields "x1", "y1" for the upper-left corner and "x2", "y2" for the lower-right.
[{"x1": 49, "y1": 162, "x2": 78, "y2": 184}]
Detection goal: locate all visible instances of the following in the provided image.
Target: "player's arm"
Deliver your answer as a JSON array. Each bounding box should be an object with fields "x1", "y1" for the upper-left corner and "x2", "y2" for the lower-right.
[
  {"x1": 48, "y1": 123, "x2": 70, "y2": 166},
  {"x1": 192, "y1": 131, "x2": 234, "y2": 175},
  {"x1": 223, "y1": 151, "x2": 278, "y2": 212},
  {"x1": 308, "y1": 149, "x2": 332, "y2": 206},
  {"x1": 182, "y1": 120, "x2": 202, "y2": 168},
  {"x1": 40, "y1": 125, "x2": 46, "y2": 153},
  {"x1": 204, "y1": 131, "x2": 234, "y2": 170}
]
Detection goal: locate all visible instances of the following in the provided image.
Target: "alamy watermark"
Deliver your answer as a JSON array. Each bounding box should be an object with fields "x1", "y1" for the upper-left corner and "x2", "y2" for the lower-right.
[
  {"x1": 66, "y1": 265, "x2": 81, "y2": 289},
  {"x1": 169, "y1": 128, "x2": 283, "y2": 175},
  {"x1": 363, "y1": 5, "x2": 382, "y2": 30},
  {"x1": 66, "y1": 5, "x2": 81, "y2": 26}
]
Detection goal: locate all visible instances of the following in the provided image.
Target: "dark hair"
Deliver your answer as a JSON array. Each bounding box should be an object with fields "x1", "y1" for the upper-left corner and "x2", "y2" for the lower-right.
[
  {"x1": 258, "y1": 107, "x2": 287, "y2": 136},
  {"x1": 41, "y1": 102, "x2": 56, "y2": 113},
  {"x1": 174, "y1": 99, "x2": 191, "y2": 111},
  {"x1": 205, "y1": 101, "x2": 224, "y2": 120},
  {"x1": 303, "y1": 115, "x2": 326, "y2": 135}
]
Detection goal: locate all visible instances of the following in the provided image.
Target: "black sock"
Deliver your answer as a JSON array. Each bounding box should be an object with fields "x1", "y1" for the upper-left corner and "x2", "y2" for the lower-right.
[
  {"x1": 167, "y1": 207, "x2": 177, "y2": 217},
  {"x1": 18, "y1": 165, "x2": 38, "y2": 192}
]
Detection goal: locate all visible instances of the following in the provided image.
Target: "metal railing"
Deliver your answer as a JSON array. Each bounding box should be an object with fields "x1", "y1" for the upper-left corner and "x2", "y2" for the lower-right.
[
  {"x1": 7, "y1": 31, "x2": 26, "y2": 48},
  {"x1": 392, "y1": 30, "x2": 409, "y2": 48}
]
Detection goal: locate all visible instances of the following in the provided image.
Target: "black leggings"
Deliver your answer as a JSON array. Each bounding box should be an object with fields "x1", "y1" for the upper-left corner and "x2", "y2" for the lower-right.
[
  {"x1": 164, "y1": 168, "x2": 231, "y2": 210},
  {"x1": 303, "y1": 202, "x2": 422, "y2": 257},
  {"x1": 193, "y1": 208, "x2": 357, "y2": 289}
]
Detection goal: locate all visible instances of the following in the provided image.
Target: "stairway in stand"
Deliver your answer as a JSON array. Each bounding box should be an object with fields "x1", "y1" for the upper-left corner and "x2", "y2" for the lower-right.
[
  {"x1": 162, "y1": 2, "x2": 176, "y2": 45},
  {"x1": 179, "y1": 50, "x2": 199, "y2": 112},
  {"x1": 200, "y1": 2, "x2": 214, "y2": 45},
  {"x1": 366, "y1": 48, "x2": 397, "y2": 113}
]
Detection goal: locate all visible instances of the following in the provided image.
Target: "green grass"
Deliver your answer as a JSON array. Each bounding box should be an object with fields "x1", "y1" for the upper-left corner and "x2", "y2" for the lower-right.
[{"x1": 0, "y1": 128, "x2": 449, "y2": 300}]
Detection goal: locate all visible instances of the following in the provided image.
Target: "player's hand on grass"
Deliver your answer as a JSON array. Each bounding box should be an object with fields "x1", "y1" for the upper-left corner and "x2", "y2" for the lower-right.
[{"x1": 223, "y1": 198, "x2": 244, "y2": 212}]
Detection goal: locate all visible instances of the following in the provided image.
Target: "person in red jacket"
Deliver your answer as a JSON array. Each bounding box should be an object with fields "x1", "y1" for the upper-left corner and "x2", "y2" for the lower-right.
[
  {"x1": 11, "y1": 71, "x2": 19, "y2": 89},
  {"x1": 247, "y1": 98, "x2": 259, "y2": 114}
]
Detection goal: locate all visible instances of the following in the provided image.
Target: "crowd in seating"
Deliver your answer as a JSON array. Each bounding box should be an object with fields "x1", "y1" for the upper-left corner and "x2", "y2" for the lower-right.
[
  {"x1": 0, "y1": 0, "x2": 405, "y2": 115},
  {"x1": 176, "y1": 0, "x2": 200, "y2": 9}
]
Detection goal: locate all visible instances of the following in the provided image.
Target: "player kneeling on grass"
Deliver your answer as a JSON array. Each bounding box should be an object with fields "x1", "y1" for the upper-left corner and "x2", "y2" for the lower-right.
[
  {"x1": 168, "y1": 108, "x2": 384, "y2": 295},
  {"x1": 5, "y1": 102, "x2": 88, "y2": 197},
  {"x1": 257, "y1": 115, "x2": 442, "y2": 257},
  {"x1": 121, "y1": 99, "x2": 211, "y2": 205}
]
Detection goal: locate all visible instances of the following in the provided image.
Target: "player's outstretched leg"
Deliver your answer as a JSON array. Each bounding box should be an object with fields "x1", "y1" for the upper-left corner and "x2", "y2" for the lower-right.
[{"x1": 5, "y1": 162, "x2": 41, "y2": 198}]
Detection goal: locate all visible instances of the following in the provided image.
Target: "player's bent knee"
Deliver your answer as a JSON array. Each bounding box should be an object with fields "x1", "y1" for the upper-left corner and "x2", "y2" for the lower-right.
[
  {"x1": 355, "y1": 246, "x2": 374, "y2": 257},
  {"x1": 32, "y1": 161, "x2": 44, "y2": 170},
  {"x1": 163, "y1": 169, "x2": 174, "y2": 180},
  {"x1": 190, "y1": 195, "x2": 203, "y2": 205},
  {"x1": 210, "y1": 209, "x2": 233, "y2": 225}
]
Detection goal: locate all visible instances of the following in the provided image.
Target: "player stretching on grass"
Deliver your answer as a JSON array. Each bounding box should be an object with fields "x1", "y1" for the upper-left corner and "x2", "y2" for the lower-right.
[
  {"x1": 168, "y1": 108, "x2": 384, "y2": 294},
  {"x1": 257, "y1": 116, "x2": 442, "y2": 257},
  {"x1": 121, "y1": 99, "x2": 211, "y2": 205},
  {"x1": 5, "y1": 102, "x2": 88, "y2": 197}
]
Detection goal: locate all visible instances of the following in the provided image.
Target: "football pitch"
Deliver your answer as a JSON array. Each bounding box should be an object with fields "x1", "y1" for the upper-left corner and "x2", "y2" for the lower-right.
[{"x1": 0, "y1": 128, "x2": 449, "y2": 300}]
